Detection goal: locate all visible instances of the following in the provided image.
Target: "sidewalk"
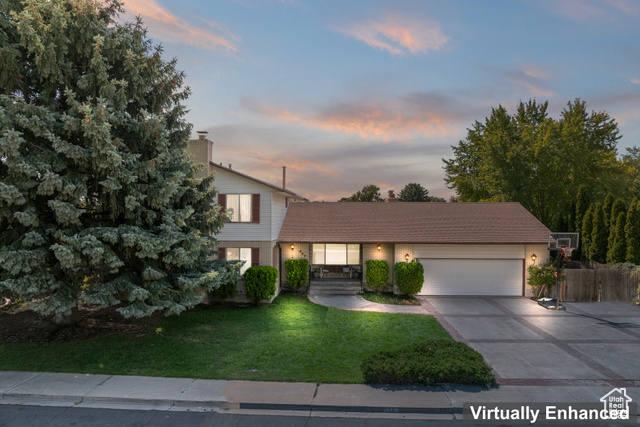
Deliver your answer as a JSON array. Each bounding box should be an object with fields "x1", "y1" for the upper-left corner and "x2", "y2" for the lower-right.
[{"x1": 2, "y1": 371, "x2": 638, "y2": 415}]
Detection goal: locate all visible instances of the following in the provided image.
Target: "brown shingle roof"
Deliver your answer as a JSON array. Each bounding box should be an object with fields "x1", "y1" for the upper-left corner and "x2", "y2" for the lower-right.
[{"x1": 277, "y1": 202, "x2": 550, "y2": 244}]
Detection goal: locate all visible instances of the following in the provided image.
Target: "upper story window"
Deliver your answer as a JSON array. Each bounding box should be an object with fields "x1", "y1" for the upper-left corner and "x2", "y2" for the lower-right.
[
  {"x1": 218, "y1": 194, "x2": 261, "y2": 224},
  {"x1": 227, "y1": 194, "x2": 252, "y2": 222}
]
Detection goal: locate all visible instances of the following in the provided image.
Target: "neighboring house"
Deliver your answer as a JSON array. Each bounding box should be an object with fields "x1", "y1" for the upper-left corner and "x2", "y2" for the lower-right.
[
  {"x1": 187, "y1": 133, "x2": 307, "y2": 300},
  {"x1": 278, "y1": 202, "x2": 551, "y2": 296}
]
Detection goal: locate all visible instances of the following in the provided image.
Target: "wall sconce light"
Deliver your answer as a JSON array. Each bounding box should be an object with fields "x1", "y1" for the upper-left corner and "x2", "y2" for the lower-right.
[
  {"x1": 290, "y1": 244, "x2": 294, "y2": 250},
  {"x1": 377, "y1": 244, "x2": 381, "y2": 251},
  {"x1": 405, "y1": 253, "x2": 410, "y2": 261},
  {"x1": 531, "y1": 253, "x2": 537, "y2": 263}
]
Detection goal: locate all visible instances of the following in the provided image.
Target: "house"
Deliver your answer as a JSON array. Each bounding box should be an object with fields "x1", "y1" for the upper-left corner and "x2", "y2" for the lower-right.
[
  {"x1": 187, "y1": 132, "x2": 307, "y2": 301},
  {"x1": 277, "y1": 202, "x2": 551, "y2": 296}
]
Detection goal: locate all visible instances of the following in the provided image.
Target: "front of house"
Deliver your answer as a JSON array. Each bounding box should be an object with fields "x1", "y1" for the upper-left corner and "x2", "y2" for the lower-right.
[
  {"x1": 189, "y1": 134, "x2": 551, "y2": 299},
  {"x1": 278, "y1": 202, "x2": 551, "y2": 296}
]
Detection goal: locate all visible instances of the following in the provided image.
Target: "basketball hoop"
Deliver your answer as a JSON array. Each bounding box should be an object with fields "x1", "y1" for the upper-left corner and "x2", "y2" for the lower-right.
[{"x1": 560, "y1": 247, "x2": 575, "y2": 261}]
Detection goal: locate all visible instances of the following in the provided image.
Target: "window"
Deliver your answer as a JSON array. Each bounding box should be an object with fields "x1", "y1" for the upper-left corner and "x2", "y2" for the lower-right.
[
  {"x1": 312, "y1": 244, "x2": 360, "y2": 265},
  {"x1": 227, "y1": 248, "x2": 252, "y2": 275},
  {"x1": 227, "y1": 194, "x2": 252, "y2": 222},
  {"x1": 219, "y1": 194, "x2": 260, "y2": 223}
]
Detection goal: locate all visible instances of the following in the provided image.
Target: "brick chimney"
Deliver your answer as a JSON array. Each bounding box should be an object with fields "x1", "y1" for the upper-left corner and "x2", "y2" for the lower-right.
[{"x1": 387, "y1": 190, "x2": 398, "y2": 202}]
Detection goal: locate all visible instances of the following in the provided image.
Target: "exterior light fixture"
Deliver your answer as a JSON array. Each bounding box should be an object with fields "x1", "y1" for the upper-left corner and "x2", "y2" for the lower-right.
[
  {"x1": 531, "y1": 254, "x2": 537, "y2": 263},
  {"x1": 405, "y1": 254, "x2": 410, "y2": 261},
  {"x1": 377, "y1": 245, "x2": 381, "y2": 251},
  {"x1": 290, "y1": 244, "x2": 294, "y2": 250}
]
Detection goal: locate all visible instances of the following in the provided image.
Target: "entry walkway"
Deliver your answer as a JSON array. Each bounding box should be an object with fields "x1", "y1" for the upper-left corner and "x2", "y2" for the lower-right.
[{"x1": 308, "y1": 294, "x2": 429, "y2": 314}]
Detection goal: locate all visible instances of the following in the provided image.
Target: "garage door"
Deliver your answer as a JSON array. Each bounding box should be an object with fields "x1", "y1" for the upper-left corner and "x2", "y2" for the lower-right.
[{"x1": 416, "y1": 259, "x2": 523, "y2": 296}]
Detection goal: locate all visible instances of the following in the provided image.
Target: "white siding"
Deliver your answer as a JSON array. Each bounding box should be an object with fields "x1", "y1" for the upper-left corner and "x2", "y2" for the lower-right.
[
  {"x1": 413, "y1": 244, "x2": 525, "y2": 259},
  {"x1": 271, "y1": 193, "x2": 288, "y2": 241},
  {"x1": 214, "y1": 168, "x2": 272, "y2": 241}
]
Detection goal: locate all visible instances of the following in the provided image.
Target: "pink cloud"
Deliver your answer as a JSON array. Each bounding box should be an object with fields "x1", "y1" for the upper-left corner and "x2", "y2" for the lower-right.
[
  {"x1": 242, "y1": 94, "x2": 463, "y2": 140},
  {"x1": 631, "y1": 78, "x2": 640, "y2": 84},
  {"x1": 122, "y1": 0, "x2": 240, "y2": 52},
  {"x1": 339, "y1": 14, "x2": 449, "y2": 55}
]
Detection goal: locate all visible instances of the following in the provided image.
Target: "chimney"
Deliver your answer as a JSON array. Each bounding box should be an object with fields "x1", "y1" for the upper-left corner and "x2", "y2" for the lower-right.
[
  {"x1": 387, "y1": 190, "x2": 397, "y2": 202},
  {"x1": 228, "y1": 164, "x2": 232, "y2": 169},
  {"x1": 197, "y1": 130, "x2": 208, "y2": 140},
  {"x1": 282, "y1": 166, "x2": 286, "y2": 189}
]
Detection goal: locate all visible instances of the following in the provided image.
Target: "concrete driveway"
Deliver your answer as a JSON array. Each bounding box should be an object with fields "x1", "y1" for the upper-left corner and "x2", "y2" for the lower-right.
[{"x1": 420, "y1": 297, "x2": 640, "y2": 386}]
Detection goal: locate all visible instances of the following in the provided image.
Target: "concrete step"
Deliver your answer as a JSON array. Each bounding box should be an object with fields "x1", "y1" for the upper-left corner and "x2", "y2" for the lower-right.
[{"x1": 309, "y1": 281, "x2": 362, "y2": 295}]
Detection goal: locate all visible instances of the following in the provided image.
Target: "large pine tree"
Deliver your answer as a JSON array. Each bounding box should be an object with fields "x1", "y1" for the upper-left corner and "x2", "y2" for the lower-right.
[{"x1": 0, "y1": 0, "x2": 228, "y2": 318}]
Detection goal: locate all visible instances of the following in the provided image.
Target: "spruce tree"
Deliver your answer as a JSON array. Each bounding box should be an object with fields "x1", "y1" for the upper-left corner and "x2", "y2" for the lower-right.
[
  {"x1": 590, "y1": 202, "x2": 608, "y2": 264},
  {"x1": 608, "y1": 211, "x2": 627, "y2": 264},
  {"x1": 626, "y1": 199, "x2": 640, "y2": 265},
  {"x1": 0, "y1": 0, "x2": 228, "y2": 318},
  {"x1": 607, "y1": 199, "x2": 626, "y2": 262},
  {"x1": 603, "y1": 193, "x2": 615, "y2": 231},
  {"x1": 581, "y1": 205, "x2": 594, "y2": 262}
]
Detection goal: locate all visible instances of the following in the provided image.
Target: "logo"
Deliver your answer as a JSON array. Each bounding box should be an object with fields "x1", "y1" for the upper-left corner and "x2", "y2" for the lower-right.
[{"x1": 600, "y1": 388, "x2": 632, "y2": 420}]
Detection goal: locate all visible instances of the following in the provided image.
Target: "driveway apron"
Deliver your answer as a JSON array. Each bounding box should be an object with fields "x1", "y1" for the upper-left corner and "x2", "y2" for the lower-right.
[{"x1": 420, "y1": 296, "x2": 640, "y2": 386}]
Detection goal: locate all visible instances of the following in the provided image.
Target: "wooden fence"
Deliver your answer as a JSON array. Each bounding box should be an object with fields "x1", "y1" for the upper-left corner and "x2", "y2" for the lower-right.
[{"x1": 563, "y1": 268, "x2": 639, "y2": 302}]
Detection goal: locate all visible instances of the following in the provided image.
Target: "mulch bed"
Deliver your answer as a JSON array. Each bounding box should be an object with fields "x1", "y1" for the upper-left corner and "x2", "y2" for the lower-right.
[{"x1": 0, "y1": 303, "x2": 163, "y2": 345}]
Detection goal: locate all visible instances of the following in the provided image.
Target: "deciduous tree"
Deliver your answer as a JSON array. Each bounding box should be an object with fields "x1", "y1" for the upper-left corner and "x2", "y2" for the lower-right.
[
  {"x1": 444, "y1": 99, "x2": 625, "y2": 228},
  {"x1": 339, "y1": 184, "x2": 383, "y2": 202}
]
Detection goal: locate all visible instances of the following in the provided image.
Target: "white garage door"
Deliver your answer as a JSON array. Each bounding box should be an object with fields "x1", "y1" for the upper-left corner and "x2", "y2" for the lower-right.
[{"x1": 416, "y1": 259, "x2": 523, "y2": 296}]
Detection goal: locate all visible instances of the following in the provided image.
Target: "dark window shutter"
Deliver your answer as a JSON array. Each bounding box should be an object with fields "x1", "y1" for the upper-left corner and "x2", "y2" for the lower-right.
[
  {"x1": 252, "y1": 194, "x2": 260, "y2": 223},
  {"x1": 217, "y1": 247, "x2": 226, "y2": 260},
  {"x1": 251, "y1": 247, "x2": 260, "y2": 267},
  {"x1": 218, "y1": 194, "x2": 226, "y2": 214}
]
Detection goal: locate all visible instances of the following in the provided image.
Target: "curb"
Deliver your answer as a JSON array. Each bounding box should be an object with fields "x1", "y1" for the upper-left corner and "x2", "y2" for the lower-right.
[{"x1": 1, "y1": 393, "x2": 460, "y2": 414}]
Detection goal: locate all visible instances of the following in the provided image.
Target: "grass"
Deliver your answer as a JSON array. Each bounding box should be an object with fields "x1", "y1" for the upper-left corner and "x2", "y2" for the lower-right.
[
  {"x1": 359, "y1": 291, "x2": 421, "y2": 305},
  {"x1": 0, "y1": 294, "x2": 452, "y2": 383}
]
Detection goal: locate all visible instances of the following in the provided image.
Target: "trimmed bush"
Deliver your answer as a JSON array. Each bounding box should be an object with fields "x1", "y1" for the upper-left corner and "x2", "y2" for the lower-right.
[
  {"x1": 284, "y1": 259, "x2": 309, "y2": 289},
  {"x1": 394, "y1": 261, "x2": 424, "y2": 295},
  {"x1": 361, "y1": 340, "x2": 495, "y2": 387},
  {"x1": 365, "y1": 260, "x2": 389, "y2": 292},
  {"x1": 244, "y1": 266, "x2": 278, "y2": 304},
  {"x1": 626, "y1": 198, "x2": 640, "y2": 264}
]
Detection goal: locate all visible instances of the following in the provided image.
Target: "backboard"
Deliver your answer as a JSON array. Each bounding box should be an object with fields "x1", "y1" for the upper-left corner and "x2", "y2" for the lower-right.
[{"x1": 548, "y1": 232, "x2": 579, "y2": 253}]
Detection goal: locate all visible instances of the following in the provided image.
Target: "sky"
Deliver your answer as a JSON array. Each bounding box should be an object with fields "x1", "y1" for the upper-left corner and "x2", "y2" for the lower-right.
[{"x1": 120, "y1": 0, "x2": 640, "y2": 201}]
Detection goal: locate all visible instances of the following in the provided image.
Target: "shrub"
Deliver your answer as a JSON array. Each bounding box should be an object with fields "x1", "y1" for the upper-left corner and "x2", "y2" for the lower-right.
[
  {"x1": 394, "y1": 261, "x2": 424, "y2": 295},
  {"x1": 284, "y1": 259, "x2": 309, "y2": 289},
  {"x1": 244, "y1": 266, "x2": 278, "y2": 304},
  {"x1": 626, "y1": 198, "x2": 640, "y2": 264},
  {"x1": 365, "y1": 260, "x2": 389, "y2": 292},
  {"x1": 361, "y1": 340, "x2": 495, "y2": 387},
  {"x1": 527, "y1": 262, "x2": 563, "y2": 299}
]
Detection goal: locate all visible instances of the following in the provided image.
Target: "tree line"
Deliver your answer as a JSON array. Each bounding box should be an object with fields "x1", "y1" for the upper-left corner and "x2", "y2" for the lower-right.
[{"x1": 339, "y1": 183, "x2": 446, "y2": 202}]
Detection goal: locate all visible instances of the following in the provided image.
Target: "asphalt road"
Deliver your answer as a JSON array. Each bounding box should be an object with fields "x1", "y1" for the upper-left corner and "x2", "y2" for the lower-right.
[{"x1": 0, "y1": 405, "x2": 470, "y2": 427}]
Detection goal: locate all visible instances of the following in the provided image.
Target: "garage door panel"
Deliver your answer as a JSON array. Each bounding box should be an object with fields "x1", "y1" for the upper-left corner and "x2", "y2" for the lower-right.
[{"x1": 417, "y1": 259, "x2": 522, "y2": 296}]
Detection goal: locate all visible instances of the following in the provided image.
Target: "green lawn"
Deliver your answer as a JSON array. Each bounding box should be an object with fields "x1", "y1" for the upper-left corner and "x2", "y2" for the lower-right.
[{"x1": 0, "y1": 294, "x2": 452, "y2": 383}]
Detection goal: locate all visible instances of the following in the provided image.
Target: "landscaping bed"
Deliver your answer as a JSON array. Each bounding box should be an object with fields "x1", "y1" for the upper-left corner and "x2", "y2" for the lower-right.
[{"x1": 359, "y1": 291, "x2": 421, "y2": 306}]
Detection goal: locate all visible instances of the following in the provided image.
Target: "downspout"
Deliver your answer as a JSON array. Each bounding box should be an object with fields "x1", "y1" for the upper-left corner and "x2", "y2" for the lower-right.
[{"x1": 279, "y1": 244, "x2": 283, "y2": 290}]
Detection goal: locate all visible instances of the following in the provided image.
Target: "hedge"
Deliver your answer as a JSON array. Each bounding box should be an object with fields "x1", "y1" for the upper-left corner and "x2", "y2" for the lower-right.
[
  {"x1": 361, "y1": 340, "x2": 495, "y2": 387},
  {"x1": 394, "y1": 261, "x2": 424, "y2": 295},
  {"x1": 365, "y1": 260, "x2": 389, "y2": 291},
  {"x1": 284, "y1": 259, "x2": 309, "y2": 289},
  {"x1": 244, "y1": 266, "x2": 278, "y2": 304}
]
